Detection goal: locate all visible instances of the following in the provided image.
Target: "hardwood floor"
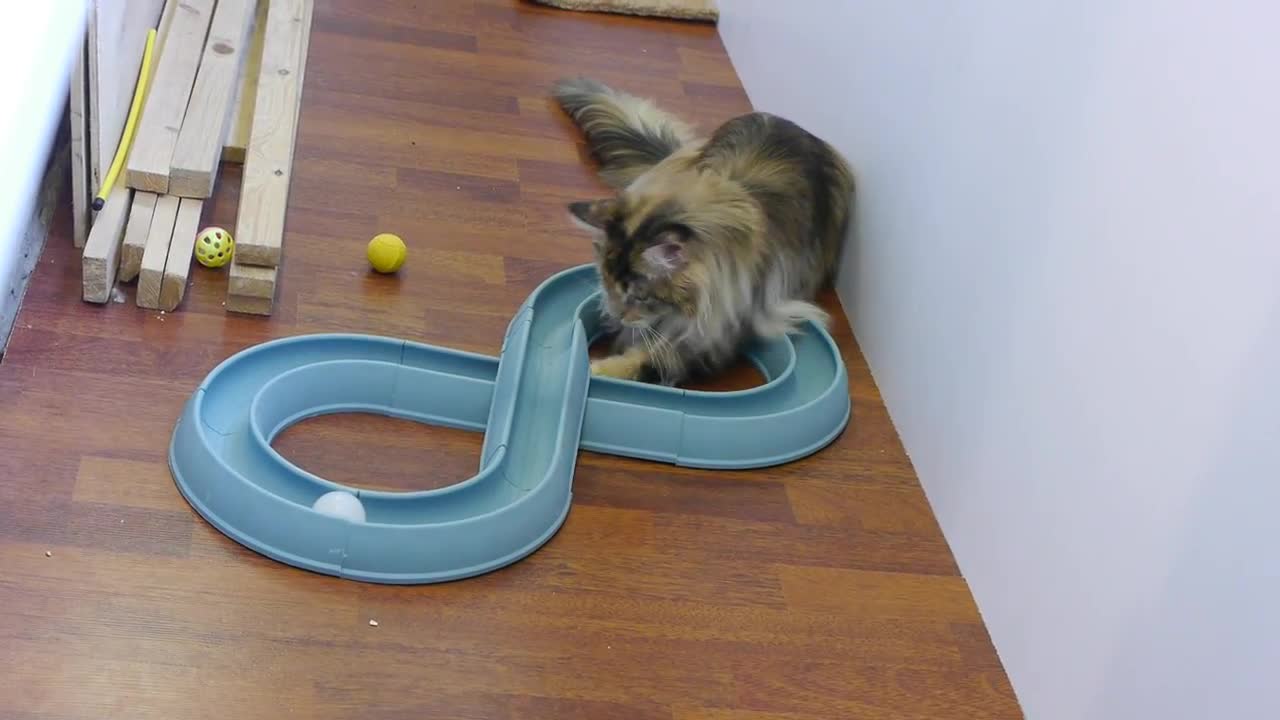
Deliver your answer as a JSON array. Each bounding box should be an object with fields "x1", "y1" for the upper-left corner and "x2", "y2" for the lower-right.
[{"x1": 0, "y1": 1, "x2": 1020, "y2": 717}]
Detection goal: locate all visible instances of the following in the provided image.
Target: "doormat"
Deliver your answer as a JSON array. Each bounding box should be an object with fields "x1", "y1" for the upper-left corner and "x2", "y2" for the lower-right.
[{"x1": 530, "y1": 0, "x2": 717, "y2": 23}]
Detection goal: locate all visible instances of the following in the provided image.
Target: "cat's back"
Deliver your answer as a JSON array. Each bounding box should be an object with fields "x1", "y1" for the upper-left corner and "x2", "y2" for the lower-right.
[
  {"x1": 700, "y1": 112, "x2": 853, "y2": 261},
  {"x1": 700, "y1": 112, "x2": 848, "y2": 178}
]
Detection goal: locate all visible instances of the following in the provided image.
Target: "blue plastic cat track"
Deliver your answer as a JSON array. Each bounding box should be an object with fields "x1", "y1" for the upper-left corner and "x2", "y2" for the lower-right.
[{"x1": 168, "y1": 264, "x2": 850, "y2": 584}]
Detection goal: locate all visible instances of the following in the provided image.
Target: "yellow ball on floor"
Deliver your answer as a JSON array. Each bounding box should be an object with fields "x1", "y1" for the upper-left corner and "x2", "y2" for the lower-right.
[
  {"x1": 367, "y1": 233, "x2": 406, "y2": 273},
  {"x1": 194, "y1": 227, "x2": 234, "y2": 268}
]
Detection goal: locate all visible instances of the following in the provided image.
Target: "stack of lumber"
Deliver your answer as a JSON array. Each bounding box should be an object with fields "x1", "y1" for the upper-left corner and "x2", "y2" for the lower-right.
[{"x1": 77, "y1": 0, "x2": 312, "y2": 316}]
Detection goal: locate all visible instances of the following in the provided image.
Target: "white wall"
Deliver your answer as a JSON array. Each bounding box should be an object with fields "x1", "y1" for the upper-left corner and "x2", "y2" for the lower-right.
[
  {"x1": 0, "y1": 1, "x2": 86, "y2": 339},
  {"x1": 721, "y1": 1, "x2": 1280, "y2": 718}
]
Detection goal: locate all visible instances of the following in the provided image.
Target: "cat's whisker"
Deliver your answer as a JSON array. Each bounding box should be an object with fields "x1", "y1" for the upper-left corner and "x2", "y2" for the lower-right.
[
  {"x1": 640, "y1": 327, "x2": 666, "y2": 379},
  {"x1": 642, "y1": 327, "x2": 674, "y2": 382},
  {"x1": 648, "y1": 327, "x2": 674, "y2": 361}
]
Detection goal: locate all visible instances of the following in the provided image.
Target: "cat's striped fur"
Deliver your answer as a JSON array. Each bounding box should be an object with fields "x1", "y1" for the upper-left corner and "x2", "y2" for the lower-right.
[{"x1": 554, "y1": 77, "x2": 854, "y2": 385}]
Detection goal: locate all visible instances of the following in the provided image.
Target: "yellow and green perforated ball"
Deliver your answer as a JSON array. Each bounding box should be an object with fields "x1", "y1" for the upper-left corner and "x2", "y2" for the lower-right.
[
  {"x1": 367, "y1": 232, "x2": 406, "y2": 273},
  {"x1": 194, "y1": 227, "x2": 234, "y2": 268}
]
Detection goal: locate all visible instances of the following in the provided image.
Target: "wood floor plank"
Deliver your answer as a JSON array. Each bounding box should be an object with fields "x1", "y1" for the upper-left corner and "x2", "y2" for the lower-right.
[
  {"x1": 0, "y1": 3, "x2": 1018, "y2": 718},
  {"x1": 657, "y1": 513, "x2": 960, "y2": 576},
  {"x1": 777, "y1": 565, "x2": 980, "y2": 622},
  {"x1": 732, "y1": 660, "x2": 1018, "y2": 719},
  {"x1": 73, "y1": 457, "x2": 192, "y2": 513},
  {"x1": 677, "y1": 46, "x2": 743, "y2": 87},
  {"x1": 674, "y1": 709, "x2": 819, "y2": 720},
  {"x1": 788, "y1": 481, "x2": 945, "y2": 535}
]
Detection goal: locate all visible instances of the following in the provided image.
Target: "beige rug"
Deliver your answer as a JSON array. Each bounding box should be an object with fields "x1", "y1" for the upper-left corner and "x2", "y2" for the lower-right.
[{"x1": 531, "y1": 0, "x2": 718, "y2": 22}]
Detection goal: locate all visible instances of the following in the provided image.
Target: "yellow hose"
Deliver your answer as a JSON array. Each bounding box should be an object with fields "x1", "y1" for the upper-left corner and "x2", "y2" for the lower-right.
[{"x1": 93, "y1": 28, "x2": 156, "y2": 211}]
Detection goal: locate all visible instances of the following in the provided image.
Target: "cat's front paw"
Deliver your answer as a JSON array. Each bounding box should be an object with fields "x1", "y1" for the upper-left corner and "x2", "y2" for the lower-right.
[{"x1": 590, "y1": 355, "x2": 645, "y2": 381}]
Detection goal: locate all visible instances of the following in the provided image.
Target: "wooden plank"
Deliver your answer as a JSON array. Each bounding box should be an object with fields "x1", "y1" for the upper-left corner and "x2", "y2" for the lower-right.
[
  {"x1": 159, "y1": 198, "x2": 205, "y2": 311},
  {"x1": 233, "y1": 0, "x2": 315, "y2": 267},
  {"x1": 118, "y1": 191, "x2": 160, "y2": 282},
  {"x1": 81, "y1": 185, "x2": 133, "y2": 303},
  {"x1": 227, "y1": 260, "x2": 276, "y2": 299},
  {"x1": 151, "y1": 0, "x2": 182, "y2": 67},
  {"x1": 222, "y1": 0, "x2": 313, "y2": 317},
  {"x1": 86, "y1": 0, "x2": 167, "y2": 192},
  {"x1": 125, "y1": 0, "x2": 216, "y2": 194},
  {"x1": 69, "y1": 32, "x2": 91, "y2": 248},
  {"x1": 136, "y1": 194, "x2": 179, "y2": 309},
  {"x1": 169, "y1": 0, "x2": 258, "y2": 198},
  {"x1": 224, "y1": 0, "x2": 268, "y2": 164},
  {"x1": 225, "y1": 293, "x2": 274, "y2": 315}
]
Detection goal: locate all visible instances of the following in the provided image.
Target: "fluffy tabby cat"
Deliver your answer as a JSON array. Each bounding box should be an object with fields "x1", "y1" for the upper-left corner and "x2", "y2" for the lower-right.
[{"x1": 553, "y1": 77, "x2": 854, "y2": 385}]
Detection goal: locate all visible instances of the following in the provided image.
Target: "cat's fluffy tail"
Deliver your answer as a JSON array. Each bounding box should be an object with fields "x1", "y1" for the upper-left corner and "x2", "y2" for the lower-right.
[
  {"x1": 752, "y1": 299, "x2": 831, "y2": 338},
  {"x1": 552, "y1": 77, "x2": 696, "y2": 188}
]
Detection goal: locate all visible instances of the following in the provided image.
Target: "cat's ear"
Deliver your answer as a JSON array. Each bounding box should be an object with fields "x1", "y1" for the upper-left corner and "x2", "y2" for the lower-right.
[
  {"x1": 568, "y1": 199, "x2": 616, "y2": 230},
  {"x1": 641, "y1": 229, "x2": 688, "y2": 276}
]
